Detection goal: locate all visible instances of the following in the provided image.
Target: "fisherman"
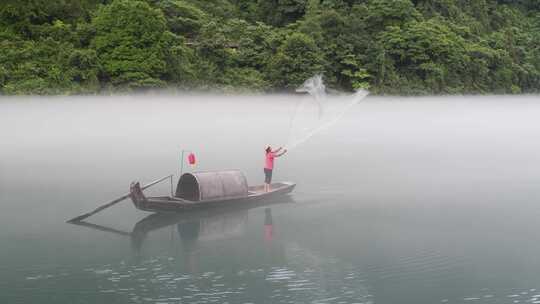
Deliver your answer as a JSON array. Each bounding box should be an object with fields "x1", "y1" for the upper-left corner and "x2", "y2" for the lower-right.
[{"x1": 264, "y1": 146, "x2": 287, "y2": 192}]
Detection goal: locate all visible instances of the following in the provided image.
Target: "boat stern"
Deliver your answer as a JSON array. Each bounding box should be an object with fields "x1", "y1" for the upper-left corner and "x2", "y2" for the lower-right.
[{"x1": 129, "y1": 182, "x2": 148, "y2": 210}]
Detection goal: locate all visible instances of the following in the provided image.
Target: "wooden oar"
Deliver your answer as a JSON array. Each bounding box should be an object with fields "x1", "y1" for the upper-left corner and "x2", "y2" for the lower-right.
[{"x1": 67, "y1": 175, "x2": 173, "y2": 223}]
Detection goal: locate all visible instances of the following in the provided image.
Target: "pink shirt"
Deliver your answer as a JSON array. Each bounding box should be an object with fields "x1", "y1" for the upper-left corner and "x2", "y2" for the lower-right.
[{"x1": 265, "y1": 152, "x2": 275, "y2": 170}]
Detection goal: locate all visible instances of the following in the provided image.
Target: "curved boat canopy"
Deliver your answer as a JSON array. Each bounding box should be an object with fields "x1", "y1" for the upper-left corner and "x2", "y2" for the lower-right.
[{"x1": 176, "y1": 170, "x2": 249, "y2": 201}]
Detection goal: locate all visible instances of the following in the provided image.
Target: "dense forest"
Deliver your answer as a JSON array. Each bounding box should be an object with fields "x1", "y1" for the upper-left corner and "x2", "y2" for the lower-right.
[{"x1": 1, "y1": 0, "x2": 539, "y2": 95}]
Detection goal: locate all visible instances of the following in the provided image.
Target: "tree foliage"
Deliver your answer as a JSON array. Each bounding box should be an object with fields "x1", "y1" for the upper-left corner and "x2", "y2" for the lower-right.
[
  {"x1": 91, "y1": 0, "x2": 170, "y2": 88},
  {"x1": 0, "y1": 0, "x2": 539, "y2": 95},
  {"x1": 268, "y1": 32, "x2": 323, "y2": 88}
]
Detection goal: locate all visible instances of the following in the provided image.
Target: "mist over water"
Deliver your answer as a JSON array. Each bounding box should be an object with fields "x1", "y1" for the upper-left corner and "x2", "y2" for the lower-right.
[
  {"x1": 287, "y1": 75, "x2": 369, "y2": 150},
  {"x1": 2, "y1": 94, "x2": 540, "y2": 304}
]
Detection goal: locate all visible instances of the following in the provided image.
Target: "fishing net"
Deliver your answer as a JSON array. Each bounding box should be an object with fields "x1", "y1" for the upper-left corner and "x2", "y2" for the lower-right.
[{"x1": 285, "y1": 75, "x2": 369, "y2": 150}]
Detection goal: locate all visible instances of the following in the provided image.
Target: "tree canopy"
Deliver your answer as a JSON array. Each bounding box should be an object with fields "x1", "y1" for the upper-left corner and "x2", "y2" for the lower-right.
[{"x1": 0, "y1": 0, "x2": 539, "y2": 95}]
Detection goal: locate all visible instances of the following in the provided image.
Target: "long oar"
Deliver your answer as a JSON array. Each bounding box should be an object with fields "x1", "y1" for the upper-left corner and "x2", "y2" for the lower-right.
[{"x1": 67, "y1": 175, "x2": 173, "y2": 223}]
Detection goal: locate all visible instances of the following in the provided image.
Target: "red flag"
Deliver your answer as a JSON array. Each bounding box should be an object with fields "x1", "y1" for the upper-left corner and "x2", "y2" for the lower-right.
[{"x1": 188, "y1": 152, "x2": 196, "y2": 165}]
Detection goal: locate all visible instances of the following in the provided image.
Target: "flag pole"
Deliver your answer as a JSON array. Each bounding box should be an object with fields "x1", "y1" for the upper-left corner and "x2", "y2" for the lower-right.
[{"x1": 180, "y1": 149, "x2": 185, "y2": 177}]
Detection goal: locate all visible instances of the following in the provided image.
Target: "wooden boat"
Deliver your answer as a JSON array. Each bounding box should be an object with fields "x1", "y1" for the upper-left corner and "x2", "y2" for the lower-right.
[{"x1": 130, "y1": 170, "x2": 295, "y2": 213}]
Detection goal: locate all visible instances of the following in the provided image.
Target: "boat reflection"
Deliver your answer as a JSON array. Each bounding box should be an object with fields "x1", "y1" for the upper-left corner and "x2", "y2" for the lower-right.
[
  {"x1": 68, "y1": 199, "x2": 372, "y2": 302},
  {"x1": 70, "y1": 197, "x2": 294, "y2": 266},
  {"x1": 168, "y1": 210, "x2": 251, "y2": 273}
]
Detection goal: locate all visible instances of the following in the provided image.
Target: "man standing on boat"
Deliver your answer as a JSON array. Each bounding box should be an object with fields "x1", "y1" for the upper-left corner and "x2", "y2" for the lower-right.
[{"x1": 264, "y1": 146, "x2": 287, "y2": 192}]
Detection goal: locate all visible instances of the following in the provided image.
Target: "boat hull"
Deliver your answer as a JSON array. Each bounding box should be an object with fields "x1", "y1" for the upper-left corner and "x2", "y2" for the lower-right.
[{"x1": 130, "y1": 182, "x2": 295, "y2": 213}]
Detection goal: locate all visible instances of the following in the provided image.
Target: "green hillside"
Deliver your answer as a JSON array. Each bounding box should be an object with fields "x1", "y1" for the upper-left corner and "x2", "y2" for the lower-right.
[{"x1": 1, "y1": 0, "x2": 539, "y2": 95}]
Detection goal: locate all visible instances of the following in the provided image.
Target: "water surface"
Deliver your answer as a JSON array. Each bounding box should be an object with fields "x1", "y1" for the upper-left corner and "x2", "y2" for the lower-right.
[{"x1": 2, "y1": 95, "x2": 540, "y2": 304}]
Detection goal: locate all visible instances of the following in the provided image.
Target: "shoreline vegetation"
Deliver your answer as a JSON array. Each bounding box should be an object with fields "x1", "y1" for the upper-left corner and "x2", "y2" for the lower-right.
[{"x1": 1, "y1": 0, "x2": 539, "y2": 96}]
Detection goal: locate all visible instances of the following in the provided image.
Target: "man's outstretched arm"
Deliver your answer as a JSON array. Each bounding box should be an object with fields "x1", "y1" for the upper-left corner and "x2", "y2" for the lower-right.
[{"x1": 276, "y1": 149, "x2": 287, "y2": 157}]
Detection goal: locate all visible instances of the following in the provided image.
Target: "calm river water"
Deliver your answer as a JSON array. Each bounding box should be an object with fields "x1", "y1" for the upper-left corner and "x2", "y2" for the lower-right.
[{"x1": 2, "y1": 95, "x2": 540, "y2": 304}]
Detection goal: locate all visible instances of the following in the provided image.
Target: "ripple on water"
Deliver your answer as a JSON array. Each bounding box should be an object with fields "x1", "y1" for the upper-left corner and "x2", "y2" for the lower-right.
[
  {"x1": 18, "y1": 250, "x2": 373, "y2": 304},
  {"x1": 440, "y1": 286, "x2": 540, "y2": 304}
]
